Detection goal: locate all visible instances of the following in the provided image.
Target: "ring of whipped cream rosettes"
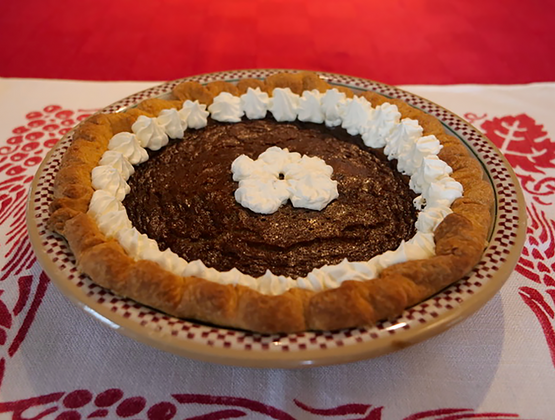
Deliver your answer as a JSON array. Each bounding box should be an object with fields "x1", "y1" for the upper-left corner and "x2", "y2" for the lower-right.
[
  {"x1": 87, "y1": 86, "x2": 462, "y2": 295},
  {"x1": 49, "y1": 72, "x2": 493, "y2": 333}
]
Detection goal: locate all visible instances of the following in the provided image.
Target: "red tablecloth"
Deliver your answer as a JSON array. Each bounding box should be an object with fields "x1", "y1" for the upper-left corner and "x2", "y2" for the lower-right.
[{"x1": 1, "y1": 0, "x2": 554, "y2": 84}]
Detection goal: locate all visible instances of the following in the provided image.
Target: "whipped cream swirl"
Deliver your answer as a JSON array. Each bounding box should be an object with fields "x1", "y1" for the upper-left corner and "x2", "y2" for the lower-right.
[
  {"x1": 132, "y1": 115, "x2": 169, "y2": 151},
  {"x1": 91, "y1": 166, "x2": 130, "y2": 201},
  {"x1": 108, "y1": 132, "x2": 148, "y2": 165},
  {"x1": 99, "y1": 151, "x2": 135, "y2": 180},
  {"x1": 208, "y1": 92, "x2": 244, "y2": 122},
  {"x1": 341, "y1": 96, "x2": 372, "y2": 136},
  {"x1": 88, "y1": 190, "x2": 132, "y2": 238},
  {"x1": 269, "y1": 88, "x2": 300, "y2": 122},
  {"x1": 240, "y1": 88, "x2": 270, "y2": 119},
  {"x1": 361, "y1": 102, "x2": 401, "y2": 148},
  {"x1": 179, "y1": 100, "x2": 209, "y2": 129},
  {"x1": 157, "y1": 109, "x2": 186, "y2": 139},
  {"x1": 321, "y1": 89, "x2": 348, "y2": 127},
  {"x1": 298, "y1": 90, "x2": 324, "y2": 123}
]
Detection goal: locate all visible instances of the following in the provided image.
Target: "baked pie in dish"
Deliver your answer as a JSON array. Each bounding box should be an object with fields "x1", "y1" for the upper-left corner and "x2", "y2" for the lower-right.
[{"x1": 47, "y1": 71, "x2": 494, "y2": 334}]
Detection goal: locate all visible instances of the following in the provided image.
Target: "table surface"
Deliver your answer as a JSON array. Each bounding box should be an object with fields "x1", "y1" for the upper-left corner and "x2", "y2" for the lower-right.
[
  {"x1": 0, "y1": 77, "x2": 553, "y2": 419},
  {"x1": 2, "y1": 1, "x2": 555, "y2": 419}
]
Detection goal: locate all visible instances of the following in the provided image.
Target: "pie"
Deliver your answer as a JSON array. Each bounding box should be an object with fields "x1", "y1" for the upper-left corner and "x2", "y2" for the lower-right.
[{"x1": 48, "y1": 71, "x2": 494, "y2": 333}]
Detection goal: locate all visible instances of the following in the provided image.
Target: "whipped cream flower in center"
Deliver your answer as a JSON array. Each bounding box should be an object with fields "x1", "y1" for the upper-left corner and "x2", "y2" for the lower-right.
[{"x1": 231, "y1": 146, "x2": 339, "y2": 214}]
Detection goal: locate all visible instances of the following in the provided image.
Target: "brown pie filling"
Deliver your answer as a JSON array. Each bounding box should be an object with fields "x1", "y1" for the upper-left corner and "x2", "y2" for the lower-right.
[{"x1": 123, "y1": 117, "x2": 418, "y2": 278}]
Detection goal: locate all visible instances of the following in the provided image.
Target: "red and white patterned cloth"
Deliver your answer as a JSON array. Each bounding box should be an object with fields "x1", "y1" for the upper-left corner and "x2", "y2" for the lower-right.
[{"x1": 0, "y1": 78, "x2": 554, "y2": 419}]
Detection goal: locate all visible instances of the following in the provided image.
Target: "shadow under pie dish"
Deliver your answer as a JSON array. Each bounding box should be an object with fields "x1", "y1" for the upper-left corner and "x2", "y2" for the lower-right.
[{"x1": 47, "y1": 71, "x2": 494, "y2": 334}]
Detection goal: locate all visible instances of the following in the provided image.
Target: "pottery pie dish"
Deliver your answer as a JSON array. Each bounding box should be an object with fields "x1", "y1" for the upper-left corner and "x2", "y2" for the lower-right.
[{"x1": 46, "y1": 71, "x2": 494, "y2": 334}]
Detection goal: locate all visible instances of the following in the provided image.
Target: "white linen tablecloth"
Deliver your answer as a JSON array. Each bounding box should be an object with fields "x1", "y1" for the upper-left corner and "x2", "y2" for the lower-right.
[{"x1": 0, "y1": 78, "x2": 554, "y2": 419}]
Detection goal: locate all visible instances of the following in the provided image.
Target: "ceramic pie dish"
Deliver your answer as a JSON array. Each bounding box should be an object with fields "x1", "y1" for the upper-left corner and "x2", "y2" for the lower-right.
[{"x1": 27, "y1": 70, "x2": 526, "y2": 368}]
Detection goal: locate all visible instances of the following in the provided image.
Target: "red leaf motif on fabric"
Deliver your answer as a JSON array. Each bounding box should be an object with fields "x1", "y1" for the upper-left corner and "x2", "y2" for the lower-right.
[
  {"x1": 94, "y1": 389, "x2": 124, "y2": 407},
  {"x1": 404, "y1": 409, "x2": 473, "y2": 420},
  {"x1": 115, "y1": 396, "x2": 146, "y2": 417},
  {"x1": 359, "y1": 407, "x2": 384, "y2": 420},
  {"x1": 0, "y1": 392, "x2": 64, "y2": 420},
  {"x1": 516, "y1": 204, "x2": 555, "y2": 286},
  {"x1": 519, "y1": 175, "x2": 555, "y2": 206},
  {"x1": 403, "y1": 408, "x2": 523, "y2": 419},
  {"x1": 0, "y1": 104, "x2": 95, "y2": 179},
  {"x1": 513, "y1": 200, "x2": 555, "y2": 370},
  {"x1": 520, "y1": 286, "x2": 555, "y2": 368},
  {"x1": 8, "y1": 271, "x2": 50, "y2": 357},
  {"x1": 0, "y1": 358, "x2": 5, "y2": 390},
  {"x1": 55, "y1": 410, "x2": 81, "y2": 420},
  {"x1": 293, "y1": 399, "x2": 371, "y2": 416},
  {"x1": 0, "y1": 390, "x2": 532, "y2": 420},
  {"x1": 0, "y1": 105, "x2": 95, "y2": 389},
  {"x1": 13, "y1": 275, "x2": 33, "y2": 316},
  {"x1": 0, "y1": 291, "x2": 11, "y2": 348},
  {"x1": 172, "y1": 394, "x2": 295, "y2": 420},
  {"x1": 185, "y1": 410, "x2": 246, "y2": 419},
  {"x1": 63, "y1": 390, "x2": 94, "y2": 409},
  {"x1": 146, "y1": 402, "x2": 177, "y2": 420},
  {"x1": 0, "y1": 176, "x2": 29, "y2": 228},
  {"x1": 88, "y1": 409, "x2": 109, "y2": 418},
  {"x1": 481, "y1": 114, "x2": 555, "y2": 173},
  {"x1": 0, "y1": 293, "x2": 12, "y2": 329}
]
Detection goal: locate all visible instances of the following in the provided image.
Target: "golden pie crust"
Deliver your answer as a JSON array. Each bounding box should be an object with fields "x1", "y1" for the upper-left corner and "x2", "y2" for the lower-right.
[{"x1": 48, "y1": 72, "x2": 493, "y2": 333}]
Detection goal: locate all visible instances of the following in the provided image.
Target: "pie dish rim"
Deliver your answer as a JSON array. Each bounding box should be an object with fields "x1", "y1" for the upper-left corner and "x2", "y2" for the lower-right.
[{"x1": 27, "y1": 69, "x2": 525, "y2": 367}]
